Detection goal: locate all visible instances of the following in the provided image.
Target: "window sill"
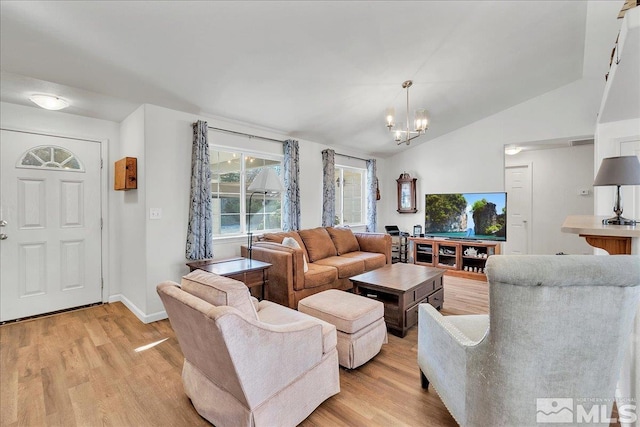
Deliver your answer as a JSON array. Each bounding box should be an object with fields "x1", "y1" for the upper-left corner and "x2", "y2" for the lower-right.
[
  {"x1": 213, "y1": 230, "x2": 282, "y2": 243},
  {"x1": 213, "y1": 235, "x2": 247, "y2": 243},
  {"x1": 340, "y1": 224, "x2": 367, "y2": 230}
]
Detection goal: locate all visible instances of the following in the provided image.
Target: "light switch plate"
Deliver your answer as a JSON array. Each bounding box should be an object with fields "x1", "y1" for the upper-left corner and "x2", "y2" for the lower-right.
[{"x1": 150, "y1": 208, "x2": 162, "y2": 219}]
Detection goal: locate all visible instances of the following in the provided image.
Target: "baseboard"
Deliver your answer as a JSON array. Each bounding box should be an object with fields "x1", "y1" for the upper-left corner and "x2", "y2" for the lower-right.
[{"x1": 108, "y1": 294, "x2": 168, "y2": 324}]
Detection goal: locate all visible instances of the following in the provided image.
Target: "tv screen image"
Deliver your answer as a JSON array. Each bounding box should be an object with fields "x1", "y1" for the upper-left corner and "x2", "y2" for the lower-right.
[{"x1": 424, "y1": 192, "x2": 507, "y2": 241}]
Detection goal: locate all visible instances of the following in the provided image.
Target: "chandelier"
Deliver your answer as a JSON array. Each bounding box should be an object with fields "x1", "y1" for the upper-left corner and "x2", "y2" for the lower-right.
[{"x1": 385, "y1": 80, "x2": 429, "y2": 146}]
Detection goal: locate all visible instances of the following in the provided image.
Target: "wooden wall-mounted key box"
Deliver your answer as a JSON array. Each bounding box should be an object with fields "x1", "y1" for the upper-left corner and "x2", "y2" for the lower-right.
[{"x1": 114, "y1": 157, "x2": 137, "y2": 190}]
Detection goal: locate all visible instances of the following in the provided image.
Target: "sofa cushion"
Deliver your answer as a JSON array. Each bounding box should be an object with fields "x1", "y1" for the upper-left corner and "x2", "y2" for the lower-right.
[
  {"x1": 304, "y1": 263, "x2": 339, "y2": 289},
  {"x1": 298, "y1": 227, "x2": 337, "y2": 262},
  {"x1": 340, "y1": 251, "x2": 387, "y2": 271},
  {"x1": 181, "y1": 270, "x2": 258, "y2": 320},
  {"x1": 354, "y1": 233, "x2": 392, "y2": 264},
  {"x1": 256, "y1": 299, "x2": 337, "y2": 354},
  {"x1": 261, "y1": 231, "x2": 309, "y2": 261},
  {"x1": 282, "y1": 237, "x2": 309, "y2": 272},
  {"x1": 326, "y1": 227, "x2": 360, "y2": 255},
  {"x1": 315, "y1": 256, "x2": 365, "y2": 279}
]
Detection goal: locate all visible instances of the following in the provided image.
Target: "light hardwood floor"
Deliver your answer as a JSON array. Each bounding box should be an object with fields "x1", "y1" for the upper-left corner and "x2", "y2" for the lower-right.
[{"x1": 0, "y1": 276, "x2": 488, "y2": 427}]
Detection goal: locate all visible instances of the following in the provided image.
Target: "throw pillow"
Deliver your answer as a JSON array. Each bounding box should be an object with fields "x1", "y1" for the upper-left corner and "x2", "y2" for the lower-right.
[
  {"x1": 282, "y1": 236, "x2": 309, "y2": 272},
  {"x1": 262, "y1": 231, "x2": 309, "y2": 261},
  {"x1": 181, "y1": 270, "x2": 258, "y2": 320},
  {"x1": 298, "y1": 227, "x2": 338, "y2": 262},
  {"x1": 327, "y1": 227, "x2": 360, "y2": 255}
]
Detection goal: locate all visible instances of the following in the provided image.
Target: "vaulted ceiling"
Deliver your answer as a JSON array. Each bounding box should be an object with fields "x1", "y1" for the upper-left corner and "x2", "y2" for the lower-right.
[{"x1": 0, "y1": 1, "x2": 624, "y2": 157}]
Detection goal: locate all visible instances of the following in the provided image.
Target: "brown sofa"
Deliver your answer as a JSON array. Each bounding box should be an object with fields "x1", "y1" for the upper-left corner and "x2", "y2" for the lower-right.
[{"x1": 241, "y1": 227, "x2": 392, "y2": 308}]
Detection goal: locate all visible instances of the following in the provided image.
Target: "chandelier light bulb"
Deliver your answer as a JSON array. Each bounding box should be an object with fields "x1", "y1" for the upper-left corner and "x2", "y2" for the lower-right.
[
  {"x1": 414, "y1": 109, "x2": 429, "y2": 133},
  {"x1": 385, "y1": 108, "x2": 395, "y2": 128}
]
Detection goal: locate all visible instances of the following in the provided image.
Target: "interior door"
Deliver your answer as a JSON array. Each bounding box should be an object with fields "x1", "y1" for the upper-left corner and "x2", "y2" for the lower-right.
[
  {"x1": 504, "y1": 164, "x2": 532, "y2": 255},
  {"x1": 0, "y1": 130, "x2": 102, "y2": 322}
]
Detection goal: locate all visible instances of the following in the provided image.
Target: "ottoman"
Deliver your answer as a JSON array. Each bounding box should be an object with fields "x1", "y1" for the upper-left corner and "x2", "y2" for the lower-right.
[{"x1": 298, "y1": 289, "x2": 387, "y2": 369}]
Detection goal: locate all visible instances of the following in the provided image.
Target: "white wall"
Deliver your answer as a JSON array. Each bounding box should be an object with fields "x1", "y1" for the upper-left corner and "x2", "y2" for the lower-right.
[
  {"x1": 378, "y1": 78, "x2": 605, "y2": 237},
  {"x1": 116, "y1": 105, "x2": 147, "y2": 314},
  {"x1": 505, "y1": 145, "x2": 594, "y2": 255},
  {"x1": 0, "y1": 102, "x2": 121, "y2": 300}
]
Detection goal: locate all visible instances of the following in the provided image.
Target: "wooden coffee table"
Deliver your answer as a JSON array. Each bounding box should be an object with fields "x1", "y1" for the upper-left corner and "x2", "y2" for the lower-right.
[{"x1": 350, "y1": 263, "x2": 445, "y2": 337}]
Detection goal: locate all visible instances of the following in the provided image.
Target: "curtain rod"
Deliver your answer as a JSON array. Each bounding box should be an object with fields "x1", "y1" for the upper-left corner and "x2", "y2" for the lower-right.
[
  {"x1": 335, "y1": 152, "x2": 369, "y2": 162},
  {"x1": 203, "y1": 125, "x2": 285, "y2": 144},
  {"x1": 196, "y1": 123, "x2": 370, "y2": 161}
]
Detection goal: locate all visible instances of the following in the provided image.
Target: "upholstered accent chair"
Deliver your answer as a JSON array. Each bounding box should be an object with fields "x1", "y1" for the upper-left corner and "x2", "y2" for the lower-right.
[
  {"x1": 157, "y1": 270, "x2": 340, "y2": 427},
  {"x1": 418, "y1": 255, "x2": 640, "y2": 427}
]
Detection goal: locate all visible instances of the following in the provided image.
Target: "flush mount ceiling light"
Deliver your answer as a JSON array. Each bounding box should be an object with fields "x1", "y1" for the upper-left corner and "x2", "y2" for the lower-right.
[
  {"x1": 29, "y1": 94, "x2": 69, "y2": 110},
  {"x1": 385, "y1": 80, "x2": 429, "y2": 146},
  {"x1": 504, "y1": 145, "x2": 523, "y2": 156}
]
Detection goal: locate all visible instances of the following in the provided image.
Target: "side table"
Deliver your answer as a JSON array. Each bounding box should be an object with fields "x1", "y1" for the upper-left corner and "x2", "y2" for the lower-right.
[{"x1": 186, "y1": 257, "x2": 272, "y2": 300}]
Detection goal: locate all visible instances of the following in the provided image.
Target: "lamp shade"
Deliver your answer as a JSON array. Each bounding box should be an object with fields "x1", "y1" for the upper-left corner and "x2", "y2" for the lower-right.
[
  {"x1": 593, "y1": 156, "x2": 640, "y2": 186},
  {"x1": 248, "y1": 167, "x2": 284, "y2": 193}
]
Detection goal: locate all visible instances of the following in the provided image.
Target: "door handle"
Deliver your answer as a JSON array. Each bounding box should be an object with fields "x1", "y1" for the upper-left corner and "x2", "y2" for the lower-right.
[
  {"x1": 0, "y1": 234, "x2": 7, "y2": 240},
  {"x1": 0, "y1": 220, "x2": 6, "y2": 227}
]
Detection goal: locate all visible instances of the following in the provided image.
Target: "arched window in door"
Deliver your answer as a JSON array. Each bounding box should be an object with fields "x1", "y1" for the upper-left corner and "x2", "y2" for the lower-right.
[{"x1": 17, "y1": 145, "x2": 85, "y2": 172}]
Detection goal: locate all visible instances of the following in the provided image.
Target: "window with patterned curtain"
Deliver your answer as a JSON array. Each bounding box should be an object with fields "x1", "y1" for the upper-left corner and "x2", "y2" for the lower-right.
[{"x1": 334, "y1": 166, "x2": 365, "y2": 226}]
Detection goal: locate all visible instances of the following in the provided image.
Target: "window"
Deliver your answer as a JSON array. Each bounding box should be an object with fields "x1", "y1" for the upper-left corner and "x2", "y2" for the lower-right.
[
  {"x1": 210, "y1": 149, "x2": 282, "y2": 237},
  {"x1": 17, "y1": 145, "x2": 84, "y2": 172},
  {"x1": 335, "y1": 166, "x2": 365, "y2": 226}
]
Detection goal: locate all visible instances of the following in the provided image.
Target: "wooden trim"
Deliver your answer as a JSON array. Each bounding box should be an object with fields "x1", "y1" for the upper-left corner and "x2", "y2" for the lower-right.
[{"x1": 582, "y1": 234, "x2": 632, "y2": 255}]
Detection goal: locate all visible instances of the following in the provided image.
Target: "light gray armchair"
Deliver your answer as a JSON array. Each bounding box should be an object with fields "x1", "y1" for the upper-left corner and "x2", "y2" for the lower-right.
[
  {"x1": 158, "y1": 270, "x2": 340, "y2": 427},
  {"x1": 418, "y1": 255, "x2": 640, "y2": 427}
]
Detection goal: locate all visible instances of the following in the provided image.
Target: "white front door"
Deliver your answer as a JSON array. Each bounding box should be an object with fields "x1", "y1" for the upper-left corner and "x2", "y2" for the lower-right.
[
  {"x1": 0, "y1": 130, "x2": 102, "y2": 322},
  {"x1": 504, "y1": 164, "x2": 532, "y2": 255}
]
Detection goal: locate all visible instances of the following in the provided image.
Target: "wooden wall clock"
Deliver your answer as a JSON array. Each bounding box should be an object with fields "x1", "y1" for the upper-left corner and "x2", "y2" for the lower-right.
[{"x1": 396, "y1": 173, "x2": 417, "y2": 213}]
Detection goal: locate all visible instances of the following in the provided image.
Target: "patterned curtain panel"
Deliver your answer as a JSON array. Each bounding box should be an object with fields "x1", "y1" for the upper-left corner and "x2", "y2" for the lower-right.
[
  {"x1": 185, "y1": 120, "x2": 213, "y2": 260},
  {"x1": 283, "y1": 139, "x2": 300, "y2": 231},
  {"x1": 366, "y1": 159, "x2": 377, "y2": 232},
  {"x1": 321, "y1": 149, "x2": 336, "y2": 227}
]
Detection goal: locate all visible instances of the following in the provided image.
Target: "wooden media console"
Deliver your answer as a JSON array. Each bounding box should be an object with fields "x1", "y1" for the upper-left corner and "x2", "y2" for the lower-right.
[{"x1": 409, "y1": 237, "x2": 501, "y2": 281}]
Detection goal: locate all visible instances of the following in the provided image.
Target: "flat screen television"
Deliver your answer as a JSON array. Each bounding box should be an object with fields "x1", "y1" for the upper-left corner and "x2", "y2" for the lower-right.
[{"x1": 424, "y1": 192, "x2": 507, "y2": 241}]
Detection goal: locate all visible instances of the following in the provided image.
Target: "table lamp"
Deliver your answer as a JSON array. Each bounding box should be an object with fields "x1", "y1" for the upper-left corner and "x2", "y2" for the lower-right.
[
  {"x1": 593, "y1": 155, "x2": 640, "y2": 225},
  {"x1": 247, "y1": 167, "x2": 284, "y2": 259}
]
